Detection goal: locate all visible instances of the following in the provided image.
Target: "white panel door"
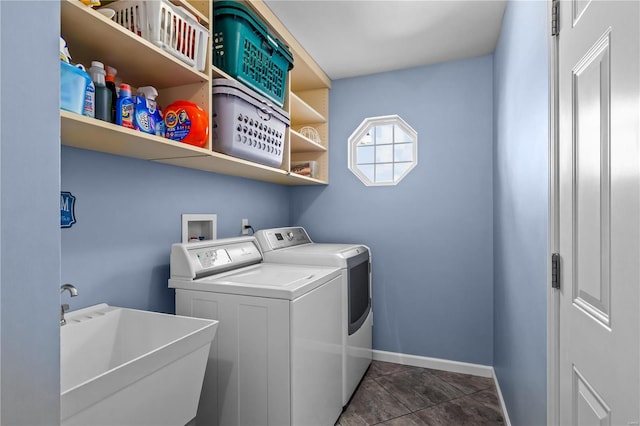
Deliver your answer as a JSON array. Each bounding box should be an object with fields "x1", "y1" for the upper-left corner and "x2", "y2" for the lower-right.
[{"x1": 556, "y1": 0, "x2": 640, "y2": 424}]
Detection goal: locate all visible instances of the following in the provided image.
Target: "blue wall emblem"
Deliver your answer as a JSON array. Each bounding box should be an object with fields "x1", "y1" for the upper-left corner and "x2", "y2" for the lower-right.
[{"x1": 60, "y1": 191, "x2": 76, "y2": 228}]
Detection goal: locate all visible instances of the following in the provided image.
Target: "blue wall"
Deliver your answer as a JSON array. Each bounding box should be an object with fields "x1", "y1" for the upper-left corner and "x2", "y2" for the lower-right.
[
  {"x1": 493, "y1": 1, "x2": 548, "y2": 424},
  {"x1": 61, "y1": 147, "x2": 291, "y2": 313},
  {"x1": 1, "y1": 2, "x2": 61, "y2": 424},
  {"x1": 291, "y1": 56, "x2": 495, "y2": 365}
]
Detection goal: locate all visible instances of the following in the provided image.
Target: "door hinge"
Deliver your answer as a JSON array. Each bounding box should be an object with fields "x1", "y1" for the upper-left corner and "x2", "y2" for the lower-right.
[
  {"x1": 551, "y1": 253, "x2": 561, "y2": 289},
  {"x1": 551, "y1": 0, "x2": 559, "y2": 36}
]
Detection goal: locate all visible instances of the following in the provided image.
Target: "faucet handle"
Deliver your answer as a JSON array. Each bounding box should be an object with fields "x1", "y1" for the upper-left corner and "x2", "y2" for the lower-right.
[{"x1": 62, "y1": 303, "x2": 69, "y2": 313}]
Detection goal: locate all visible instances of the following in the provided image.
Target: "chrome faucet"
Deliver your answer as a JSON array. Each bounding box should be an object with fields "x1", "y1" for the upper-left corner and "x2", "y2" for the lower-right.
[{"x1": 60, "y1": 283, "x2": 78, "y2": 326}]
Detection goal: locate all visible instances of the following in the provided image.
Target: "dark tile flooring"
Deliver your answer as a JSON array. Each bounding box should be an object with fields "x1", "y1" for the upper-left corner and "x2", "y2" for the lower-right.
[{"x1": 337, "y1": 361, "x2": 505, "y2": 426}]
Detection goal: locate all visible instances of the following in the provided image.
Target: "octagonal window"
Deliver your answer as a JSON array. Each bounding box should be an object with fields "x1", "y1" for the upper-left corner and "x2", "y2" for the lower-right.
[{"x1": 348, "y1": 115, "x2": 418, "y2": 186}]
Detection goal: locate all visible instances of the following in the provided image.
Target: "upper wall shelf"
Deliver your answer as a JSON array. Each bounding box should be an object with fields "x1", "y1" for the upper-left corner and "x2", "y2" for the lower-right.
[
  {"x1": 60, "y1": 0, "x2": 330, "y2": 186},
  {"x1": 61, "y1": 111, "x2": 322, "y2": 185},
  {"x1": 61, "y1": 110, "x2": 208, "y2": 160}
]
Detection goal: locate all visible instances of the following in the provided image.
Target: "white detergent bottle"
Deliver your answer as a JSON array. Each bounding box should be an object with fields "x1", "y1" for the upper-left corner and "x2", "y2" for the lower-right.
[{"x1": 134, "y1": 86, "x2": 162, "y2": 135}]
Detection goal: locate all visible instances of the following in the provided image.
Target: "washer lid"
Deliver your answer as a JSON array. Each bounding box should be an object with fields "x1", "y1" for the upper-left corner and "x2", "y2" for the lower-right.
[{"x1": 170, "y1": 263, "x2": 341, "y2": 300}]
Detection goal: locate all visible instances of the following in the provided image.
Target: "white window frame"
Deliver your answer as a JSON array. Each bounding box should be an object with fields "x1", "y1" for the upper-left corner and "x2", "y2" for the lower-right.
[{"x1": 348, "y1": 115, "x2": 418, "y2": 186}]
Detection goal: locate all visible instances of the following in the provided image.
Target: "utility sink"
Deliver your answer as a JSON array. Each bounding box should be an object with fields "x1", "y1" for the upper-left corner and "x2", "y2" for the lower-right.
[{"x1": 60, "y1": 304, "x2": 218, "y2": 426}]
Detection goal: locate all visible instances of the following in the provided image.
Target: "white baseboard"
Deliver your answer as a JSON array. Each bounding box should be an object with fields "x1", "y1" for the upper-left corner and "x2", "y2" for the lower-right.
[
  {"x1": 371, "y1": 349, "x2": 511, "y2": 425},
  {"x1": 372, "y1": 349, "x2": 493, "y2": 378},
  {"x1": 492, "y1": 369, "x2": 512, "y2": 426}
]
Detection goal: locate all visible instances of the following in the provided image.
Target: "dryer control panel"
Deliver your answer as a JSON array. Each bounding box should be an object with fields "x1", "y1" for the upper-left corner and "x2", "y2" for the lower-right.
[{"x1": 255, "y1": 227, "x2": 312, "y2": 252}]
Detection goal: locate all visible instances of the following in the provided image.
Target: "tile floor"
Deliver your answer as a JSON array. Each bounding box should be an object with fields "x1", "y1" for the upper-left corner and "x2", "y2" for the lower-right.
[{"x1": 336, "y1": 361, "x2": 505, "y2": 426}]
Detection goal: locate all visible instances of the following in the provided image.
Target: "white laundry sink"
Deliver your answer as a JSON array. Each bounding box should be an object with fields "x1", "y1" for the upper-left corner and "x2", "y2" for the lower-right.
[{"x1": 60, "y1": 303, "x2": 218, "y2": 426}]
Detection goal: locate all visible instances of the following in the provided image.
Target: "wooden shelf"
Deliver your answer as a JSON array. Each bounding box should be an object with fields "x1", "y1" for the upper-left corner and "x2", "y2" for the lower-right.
[
  {"x1": 61, "y1": 111, "x2": 326, "y2": 186},
  {"x1": 211, "y1": 65, "x2": 235, "y2": 81},
  {"x1": 154, "y1": 154, "x2": 326, "y2": 185},
  {"x1": 61, "y1": 110, "x2": 209, "y2": 160},
  {"x1": 61, "y1": 0, "x2": 208, "y2": 90},
  {"x1": 290, "y1": 130, "x2": 326, "y2": 153},
  {"x1": 286, "y1": 173, "x2": 327, "y2": 185},
  {"x1": 290, "y1": 93, "x2": 326, "y2": 125}
]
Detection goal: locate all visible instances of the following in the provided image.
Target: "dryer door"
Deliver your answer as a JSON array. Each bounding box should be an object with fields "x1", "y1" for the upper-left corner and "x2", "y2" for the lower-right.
[{"x1": 347, "y1": 254, "x2": 371, "y2": 335}]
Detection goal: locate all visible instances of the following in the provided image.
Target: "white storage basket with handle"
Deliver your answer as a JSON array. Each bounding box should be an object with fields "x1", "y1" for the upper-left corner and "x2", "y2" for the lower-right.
[
  {"x1": 212, "y1": 78, "x2": 289, "y2": 168},
  {"x1": 109, "y1": 0, "x2": 208, "y2": 72}
]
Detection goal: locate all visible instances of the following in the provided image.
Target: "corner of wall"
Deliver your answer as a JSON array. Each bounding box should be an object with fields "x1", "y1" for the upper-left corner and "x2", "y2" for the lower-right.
[
  {"x1": 1, "y1": 2, "x2": 61, "y2": 424},
  {"x1": 491, "y1": 0, "x2": 549, "y2": 424},
  {"x1": 492, "y1": 368, "x2": 513, "y2": 426}
]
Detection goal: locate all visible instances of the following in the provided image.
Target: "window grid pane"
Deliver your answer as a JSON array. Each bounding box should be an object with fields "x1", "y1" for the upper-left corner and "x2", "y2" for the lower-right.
[
  {"x1": 376, "y1": 145, "x2": 394, "y2": 163},
  {"x1": 394, "y1": 142, "x2": 413, "y2": 162},
  {"x1": 375, "y1": 163, "x2": 393, "y2": 182},
  {"x1": 360, "y1": 164, "x2": 375, "y2": 182},
  {"x1": 357, "y1": 146, "x2": 374, "y2": 164},
  {"x1": 374, "y1": 125, "x2": 394, "y2": 145}
]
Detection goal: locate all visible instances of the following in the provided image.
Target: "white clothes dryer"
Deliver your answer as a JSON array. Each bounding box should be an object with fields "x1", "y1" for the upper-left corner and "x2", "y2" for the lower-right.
[
  {"x1": 255, "y1": 227, "x2": 373, "y2": 406},
  {"x1": 169, "y1": 236, "x2": 343, "y2": 426}
]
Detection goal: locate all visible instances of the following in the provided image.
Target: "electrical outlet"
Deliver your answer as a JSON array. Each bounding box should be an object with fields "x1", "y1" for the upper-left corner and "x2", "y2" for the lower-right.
[{"x1": 242, "y1": 218, "x2": 249, "y2": 235}]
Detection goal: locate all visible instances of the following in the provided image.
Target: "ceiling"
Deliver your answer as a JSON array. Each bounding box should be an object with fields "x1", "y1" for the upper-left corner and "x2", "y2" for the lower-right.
[{"x1": 264, "y1": 0, "x2": 507, "y2": 80}]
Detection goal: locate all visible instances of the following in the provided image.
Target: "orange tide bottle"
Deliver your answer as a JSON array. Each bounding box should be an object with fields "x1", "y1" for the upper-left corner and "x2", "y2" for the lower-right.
[{"x1": 163, "y1": 101, "x2": 209, "y2": 148}]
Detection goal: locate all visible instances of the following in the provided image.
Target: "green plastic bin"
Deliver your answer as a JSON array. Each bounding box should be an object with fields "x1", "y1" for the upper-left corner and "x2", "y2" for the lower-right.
[{"x1": 213, "y1": 1, "x2": 294, "y2": 107}]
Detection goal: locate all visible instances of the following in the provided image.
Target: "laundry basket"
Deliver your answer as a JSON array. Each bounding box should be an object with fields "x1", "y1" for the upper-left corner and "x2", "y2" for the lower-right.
[
  {"x1": 213, "y1": 1, "x2": 293, "y2": 107},
  {"x1": 109, "y1": 0, "x2": 208, "y2": 72},
  {"x1": 212, "y1": 78, "x2": 289, "y2": 168}
]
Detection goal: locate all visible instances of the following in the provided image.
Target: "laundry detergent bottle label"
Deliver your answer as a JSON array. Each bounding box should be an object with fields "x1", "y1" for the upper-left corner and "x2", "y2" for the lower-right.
[
  {"x1": 165, "y1": 109, "x2": 192, "y2": 141},
  {"x1": 121, "y1": 102, "x2": 134, "y2": 128},
  {"x1": 116, "y1": 83, "x2": 134, "y2": 129},
  {"x1": 134, "y1": 98, "x2": 156, "y2": 133},
  {"x1": 83, "y1": 81, "x2": 95, "y2": 118},
  {"x1": 163, "y1": 100, "x2": 208, "y2": 147},
  {"x1": 134, "y1": 87, "x2": 161, "y2": 135}
]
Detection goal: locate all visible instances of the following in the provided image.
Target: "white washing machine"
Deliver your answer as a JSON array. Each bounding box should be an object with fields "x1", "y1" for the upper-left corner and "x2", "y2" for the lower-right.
[
  {"x1": 255, "y1": 227, "x2": 373, "y2": 406},
  {"x1": 169, "y1": 236, "x2": 343, "y2": 426}
]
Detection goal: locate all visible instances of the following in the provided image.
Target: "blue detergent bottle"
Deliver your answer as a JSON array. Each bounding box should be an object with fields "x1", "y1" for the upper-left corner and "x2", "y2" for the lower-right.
[
  {"x1": 115, "y1": 83, "x2": 134, "y2": 129},
  {"x1": 134, "y1": 86, "x2": 163, "y2": 135}
]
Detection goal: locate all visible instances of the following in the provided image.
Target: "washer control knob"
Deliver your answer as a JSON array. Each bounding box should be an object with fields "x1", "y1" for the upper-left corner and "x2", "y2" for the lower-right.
[{"x1": 286, "y1": 232, "x2": 294, "y2": 241}]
